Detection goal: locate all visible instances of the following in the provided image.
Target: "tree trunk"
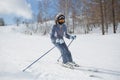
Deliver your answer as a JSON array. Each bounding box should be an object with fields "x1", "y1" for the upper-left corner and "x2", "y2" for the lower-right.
[
  {"x1": 100, "y1": 0, "x2": 105, "y2": 35},
  {"x1": 112, "y1": 0, "x2": 116, "y2": 33},
  {"x1": 104, "y1": 0, "x2": 108, "y2": 33}
]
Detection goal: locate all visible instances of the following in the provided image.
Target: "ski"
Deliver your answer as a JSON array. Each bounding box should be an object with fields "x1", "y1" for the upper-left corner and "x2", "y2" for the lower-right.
[
  {"x1": 58, "y1": 61, "x2": 120, "y2": 76},
  {"x1": 61, "y1": 65, "x2": 98, "y2": 72},
  {"x1": 58, "y1": 62, "x2": 81, "y2": 70},
  {"x1": 62, "y1": 63, "x2": 74, "y2": 69},
  {"x1": 71, "y1": 66, "x2": 120, "y2": 76},
  {"x1": 72, "y1": 66, "x2": 98, "y2": 72}
]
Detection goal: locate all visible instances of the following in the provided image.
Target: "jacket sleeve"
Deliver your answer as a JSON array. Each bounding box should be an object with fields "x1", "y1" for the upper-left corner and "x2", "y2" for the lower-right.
[
  {"x1": 64, "y1": 25, "x2": 71, "y2": 39},
  {"x1": 50, "y1": 25, "x2": 56, "y2": 43}
]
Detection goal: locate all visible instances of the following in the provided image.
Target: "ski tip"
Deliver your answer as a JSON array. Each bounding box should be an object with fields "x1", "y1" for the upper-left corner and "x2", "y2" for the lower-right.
[
  {"x1": 89, "y1": 75, "x2": 94, "y2": 77},
  {"x1": 22, "y1": 69, "x2": 25, "y2": 72}
]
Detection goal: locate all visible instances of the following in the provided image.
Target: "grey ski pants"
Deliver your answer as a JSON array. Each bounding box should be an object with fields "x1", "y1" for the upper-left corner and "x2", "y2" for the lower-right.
[{"x1": 55, "y1": 43, "x2": 73, "y2": 63}]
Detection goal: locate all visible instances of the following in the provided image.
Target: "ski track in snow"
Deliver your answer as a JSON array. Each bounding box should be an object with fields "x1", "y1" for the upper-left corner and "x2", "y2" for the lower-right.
[{"x1": 0, "y1": 26, "x2": 120, "y2": 80}]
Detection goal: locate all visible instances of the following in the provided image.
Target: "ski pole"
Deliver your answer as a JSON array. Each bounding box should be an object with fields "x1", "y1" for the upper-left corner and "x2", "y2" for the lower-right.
[
  {"x1": 22, "y1": 46, "x2": 56, "y2": 72},
  {"x1": 57, "y1": 39, "x2": 74, "y2": 62}
]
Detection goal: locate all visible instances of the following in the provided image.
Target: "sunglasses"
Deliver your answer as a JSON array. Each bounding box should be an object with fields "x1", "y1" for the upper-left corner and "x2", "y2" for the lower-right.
[{"x1": 58, "y1": 15, "x2": 65, "y2": 20}]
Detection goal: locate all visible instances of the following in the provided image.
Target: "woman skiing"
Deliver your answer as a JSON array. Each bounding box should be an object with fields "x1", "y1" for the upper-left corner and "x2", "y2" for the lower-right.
[{"x1": 50, "y1": 13, "x2": 79, "y2": 67}]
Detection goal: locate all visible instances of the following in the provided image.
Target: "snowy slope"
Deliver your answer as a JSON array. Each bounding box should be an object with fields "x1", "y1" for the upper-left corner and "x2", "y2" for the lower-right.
[{"x1": 0, "y1": 26, "x2": 120, "y2": 80}]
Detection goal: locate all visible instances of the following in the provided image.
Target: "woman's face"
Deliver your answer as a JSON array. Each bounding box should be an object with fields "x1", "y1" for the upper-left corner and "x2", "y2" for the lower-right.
[{"x1": 58, "y1": 15, "x2": 65, "y2": 25}]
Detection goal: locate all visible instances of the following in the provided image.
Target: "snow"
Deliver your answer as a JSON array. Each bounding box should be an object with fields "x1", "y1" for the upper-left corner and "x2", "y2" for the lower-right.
[{"x1": 0, "y1": 26, "x2": 120, "y2": 80}]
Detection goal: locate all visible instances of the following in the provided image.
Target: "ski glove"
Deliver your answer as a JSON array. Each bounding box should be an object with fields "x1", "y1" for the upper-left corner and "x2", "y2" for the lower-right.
[
  {"x1": 70, "y1": 35, "x2": 76, "y2": 40},
  {"x1": 56, "y1": 39, "x2": 64, "y2": 44}
]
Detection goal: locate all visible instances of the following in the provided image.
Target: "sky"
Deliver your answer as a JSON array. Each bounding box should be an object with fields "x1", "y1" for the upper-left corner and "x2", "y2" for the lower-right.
[
  {"x1": 0, "y1": 0, "x2": 32, "y2": 24},
  {"x1": 0, "y1": 0, "x2": 57, "y2": 25}
]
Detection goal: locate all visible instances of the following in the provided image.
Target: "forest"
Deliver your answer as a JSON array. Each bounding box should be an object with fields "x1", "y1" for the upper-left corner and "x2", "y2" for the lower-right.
[{"x1": 15, "y1": 0, "x2": 120, "y2": 35}]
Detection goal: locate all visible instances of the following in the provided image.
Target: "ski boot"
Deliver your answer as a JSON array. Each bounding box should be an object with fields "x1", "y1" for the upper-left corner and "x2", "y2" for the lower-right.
[
  {"x1": 67, "y1": 62, "x2": 80, "y2": 67},
  {"x1": 62, "y1": 62, "x2": 74, "y2": 69}
]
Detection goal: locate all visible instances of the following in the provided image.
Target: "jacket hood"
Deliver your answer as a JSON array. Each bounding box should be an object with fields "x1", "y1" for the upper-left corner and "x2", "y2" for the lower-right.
[{"x1": 55, "y1": 13, "x2": 65, "y2": 24}]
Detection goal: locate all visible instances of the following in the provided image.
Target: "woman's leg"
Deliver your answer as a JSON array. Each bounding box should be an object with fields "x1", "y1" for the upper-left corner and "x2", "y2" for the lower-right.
[
  {"x1": 55, "y1": 42, "x2": 73, "y2": 63},
  {"x1": 62, "y1": 43, "x2": 73, "y2": 62},
  {"x1": 55, "y1": 44, "x2": 68, "y2": 63}
]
